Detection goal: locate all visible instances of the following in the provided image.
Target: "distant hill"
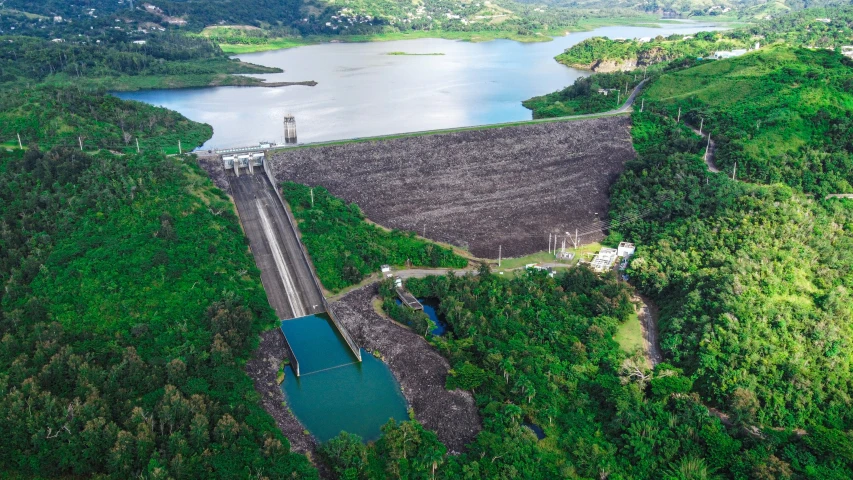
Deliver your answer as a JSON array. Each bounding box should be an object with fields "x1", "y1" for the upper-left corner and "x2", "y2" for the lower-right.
[{"x1": 555, "y1": 5, "x2": 853, "y2": 69}]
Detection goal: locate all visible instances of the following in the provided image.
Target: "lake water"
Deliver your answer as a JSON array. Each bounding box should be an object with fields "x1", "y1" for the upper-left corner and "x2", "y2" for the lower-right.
[
  {"x1": 116, "y1": 22, "x2": 728, "y2": 148},
  {"x1": 279, "y1": 315, "x2": 409, "y2": 442}
]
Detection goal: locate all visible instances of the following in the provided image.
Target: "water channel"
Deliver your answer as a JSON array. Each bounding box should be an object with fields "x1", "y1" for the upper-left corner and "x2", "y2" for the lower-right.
[{"x1": 117, "y1": 22, "x2": 728, "y2": 148}]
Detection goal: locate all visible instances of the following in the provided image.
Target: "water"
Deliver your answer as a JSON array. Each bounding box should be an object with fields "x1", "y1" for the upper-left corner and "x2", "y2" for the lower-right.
[
  {"x1": 282, "y1": 353, "x2": 409, "y2": 442},
  {"x1": 116, "y1": 22, "x2": 728, "y2": 148},
  {"x1": 523, "y1": 422, "x2": 546, "y2": 440},
  {"x1": 420, "y1": 299, "x2": 448, "y2": 336},
  {"x1": 279, "y1": 315, "x2": 409, "y2": 442},
  {"x1": 397, "y1": 298, "x2": 448, "y2": 335},
  {"x1": 280, "y1": 314, "x2": 357, "y2": 373}
]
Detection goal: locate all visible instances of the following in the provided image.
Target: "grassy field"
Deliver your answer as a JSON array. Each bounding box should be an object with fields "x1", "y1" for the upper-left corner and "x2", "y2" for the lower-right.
[
  {"x1": 614, "y1": 311, "x2": 644, "y2": 354},
  {"x1": 642, "y1": 46, "x2": 853, "y2": 191},
  {"x1": 494, "y1": 242, "x2": 602, "y2": 271}
]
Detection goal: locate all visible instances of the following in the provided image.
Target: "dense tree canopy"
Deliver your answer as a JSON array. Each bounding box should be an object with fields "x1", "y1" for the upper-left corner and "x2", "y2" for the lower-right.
[
  {"x1": 283, "y1": 182, "x2": 468, "y2": 292},
  {"x1": 0, "y1": 147, "x2": 317, "y2": 478}
]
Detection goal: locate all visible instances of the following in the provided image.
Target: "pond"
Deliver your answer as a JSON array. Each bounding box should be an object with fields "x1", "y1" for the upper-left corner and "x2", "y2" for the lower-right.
[
  {"x1": 396, "y1": 297, "x2": 449, "y2": 336},
  {"x1": 116, "y1": 22, "x2": 729, "y2": 148},
  {"x1": 523, "y1": 422, "x2": 546, "y2": 440},
  {"x1": 279, "y1": 314, "x2": 409, "y2": 442}
]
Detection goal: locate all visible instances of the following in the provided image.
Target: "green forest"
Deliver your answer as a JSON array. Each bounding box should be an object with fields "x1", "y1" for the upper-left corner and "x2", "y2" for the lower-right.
[
  {"x1": 282, "y1": 182, "x2": 468, "y2": 292},
  {"x1": 0, "y1": 147, "x2": 316, "y2": 478},
  {"x1": 523, "y1": 70, "x2": 644, "y2": 117},
  {"x1": 322, "y1": 268, "x2": 853, "y2": 478}
]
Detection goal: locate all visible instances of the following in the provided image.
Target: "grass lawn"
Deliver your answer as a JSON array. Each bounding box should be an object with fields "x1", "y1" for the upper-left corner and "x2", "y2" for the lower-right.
[
  {"x1": 495, "y1": 242, "x2": 602, "y2": 271},
  {"x1": 614, "y1": 311, "x2": 644, "y2": 354}
]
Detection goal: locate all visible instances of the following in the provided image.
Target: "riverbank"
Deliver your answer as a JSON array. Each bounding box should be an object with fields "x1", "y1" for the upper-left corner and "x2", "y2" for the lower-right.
[
  {"x1": 209, "y1": 16, "x2": 734, "y2": 54},
  {"x1": 331, "y1": 284, "x2": 481, "y2": 452},
  {"x1": 245, "y1": 329, "x2": 318, "y2": 455}
]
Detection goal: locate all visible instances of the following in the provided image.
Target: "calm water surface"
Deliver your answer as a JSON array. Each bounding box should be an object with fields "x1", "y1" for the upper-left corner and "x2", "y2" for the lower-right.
[
  {"x1": 279, "y1": 315, "x2": 409, "y2": 442},
  {"x1": 117, "y1": 22, "x2": 727, "y2": 148}
]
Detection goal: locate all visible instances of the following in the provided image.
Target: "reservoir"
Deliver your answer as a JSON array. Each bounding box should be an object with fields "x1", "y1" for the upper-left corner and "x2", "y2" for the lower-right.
[
  {"x1": 280, "y1": 315, "x2": 409, "y2": 442},
  {"x1": 117, "y1": 22, "x2": 728, "y2": 148}
]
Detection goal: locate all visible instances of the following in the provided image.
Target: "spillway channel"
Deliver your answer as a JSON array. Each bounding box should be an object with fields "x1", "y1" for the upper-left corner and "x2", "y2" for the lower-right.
[{"x1": 226, "y1": 170, "x2": 407, "y2": 442}]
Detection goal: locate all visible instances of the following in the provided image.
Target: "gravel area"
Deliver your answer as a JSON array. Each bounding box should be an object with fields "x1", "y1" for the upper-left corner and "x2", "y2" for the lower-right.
[
  {"x1": 268, "y1": 117, "x2": 635, "y2": 257},
  {"x1": 245, "y1": 328, "x2": 317, "y2": 454},
  {"x1": 330, "y1": 284, "x2": 481, "y2": 452}
]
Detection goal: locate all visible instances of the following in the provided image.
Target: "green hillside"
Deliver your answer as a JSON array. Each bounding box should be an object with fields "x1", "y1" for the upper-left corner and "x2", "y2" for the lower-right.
[
  {"x1": 644, "y1": 46, "x2": 853, "y2": 193},
  {"x1": 555, "y1": 6, "x2": 853, "y2": 68}
]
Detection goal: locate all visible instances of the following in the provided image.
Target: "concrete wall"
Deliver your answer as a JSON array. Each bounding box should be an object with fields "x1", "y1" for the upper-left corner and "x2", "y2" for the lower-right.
[{"x1": 278, "y1": 328, "x2": 301, "y2": 377}]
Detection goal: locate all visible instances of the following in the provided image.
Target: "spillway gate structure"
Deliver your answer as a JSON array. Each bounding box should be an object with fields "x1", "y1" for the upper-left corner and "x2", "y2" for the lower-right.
[{"x1": 223, "y1": 154, "x2": 361, "y2": 376}]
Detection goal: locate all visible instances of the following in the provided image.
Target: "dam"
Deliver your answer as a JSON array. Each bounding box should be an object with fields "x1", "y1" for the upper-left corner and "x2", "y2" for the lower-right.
[{"x1": 225, "y1": 157, "x2": 407, "y2": 441}]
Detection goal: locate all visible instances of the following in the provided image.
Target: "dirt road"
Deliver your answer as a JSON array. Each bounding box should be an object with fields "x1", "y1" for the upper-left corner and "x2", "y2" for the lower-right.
[{"x1": 635, "y1": 294, "x2": 663, "y2": 367}]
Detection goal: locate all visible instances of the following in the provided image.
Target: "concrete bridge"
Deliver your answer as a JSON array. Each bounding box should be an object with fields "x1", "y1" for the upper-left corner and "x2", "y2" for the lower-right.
[
  {"x1": 396, "y1": 288, "x2": 424, "y2": 311},
  {"x1": 225, "y1": 163, "x2": 361, "y2": 376}
]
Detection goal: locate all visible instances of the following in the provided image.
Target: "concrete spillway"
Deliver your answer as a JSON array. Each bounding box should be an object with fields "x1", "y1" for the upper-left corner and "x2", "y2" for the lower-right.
[
  {"x1": 228, "y1": 172, "x2": 324, "y2": 320},
  {"x1": 227, "y1": 171, "x2": 361, "y2": 375},
  {"x1": 227, "y1": 169, "x2": 407, "y2": 441}
]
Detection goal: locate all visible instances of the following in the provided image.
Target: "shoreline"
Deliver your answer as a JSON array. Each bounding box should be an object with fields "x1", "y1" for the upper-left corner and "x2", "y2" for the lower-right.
[{"x1": 212, "y1": 16, "x2": 741, "y2": 55}]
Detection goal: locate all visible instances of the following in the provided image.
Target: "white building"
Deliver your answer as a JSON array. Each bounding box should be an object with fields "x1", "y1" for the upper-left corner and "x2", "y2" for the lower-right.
[
  {"x1": 590, "y1": 248, "x2": 618, "y2": 272},
  {"x1": 714, "y1": 49, "x2": 748, "y2": 59},
  {"x1": 842, "y1": 46, "x2": 853, "y2": 59},
  {"x1": 617, "y1": 242, "x2": 636, "y2": 258}
]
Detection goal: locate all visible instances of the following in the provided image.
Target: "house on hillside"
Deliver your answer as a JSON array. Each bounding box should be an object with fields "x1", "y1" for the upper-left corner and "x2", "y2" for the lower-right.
[
  {"x1": 714, "y1": 49, "x2": 747, "y2": 59},
  {"x1": 842, "y1": 46, "x2": 853, "y2": 59}
]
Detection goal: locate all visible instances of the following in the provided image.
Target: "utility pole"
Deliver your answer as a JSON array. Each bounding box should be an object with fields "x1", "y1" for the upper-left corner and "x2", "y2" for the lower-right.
[
  {"x1": 677, "y1": 107, "x2": 681, "y2": 123},
  {"x1": 498, "y1": 245, "x2": 502, "y2": 267},
  {"x1": 616, "y1": 90, "x2": 621, "y2": 107},
  {"x1": 17, "y1": 132, "x2": 22, "y2": 149},
  {"x1": 423, "y1": 224, "x2": 426, "y2": 237},
  {"x1": 78, "y1": 136, "x2": 83, "y2": 151},
  {"x1": 704, "y1": 134, "x2": 711, "y2": 163},
  {"x1": 732, "y1": 162, "x2": 737, "y2": 181},
  {"x1": 310, "y1": 188, "x2": 314, "y2": 207},
  {"x1": 135, "y1": 138, "x2": 140, "y2": 153},
  {"x1": 178, "y1": 140, "x2": 182, "y2": 155},
  {"x1": 699, "y1": 117, "x2": 704, "y2": 135},
  {"x1": 756, "y1": 120, "x2": 761, "y2": 132},
  {"x1": 548, "y1": 233, "x2": 552, "y2": 254},
  {"x1": 640, "y1": 98, "x2": 644, "y2": 112}
]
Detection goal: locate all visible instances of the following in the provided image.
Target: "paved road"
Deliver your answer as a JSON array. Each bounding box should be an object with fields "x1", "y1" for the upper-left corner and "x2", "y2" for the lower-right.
[{"x1": 228, "y1": 172, "x2": 325, "y2": 320}]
